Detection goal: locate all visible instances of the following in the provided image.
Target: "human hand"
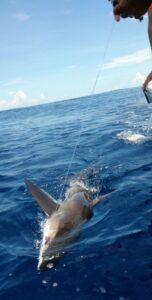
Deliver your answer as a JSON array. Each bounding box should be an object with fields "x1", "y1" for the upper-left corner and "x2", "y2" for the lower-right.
[
  {"x1": 112, "y1": 0, "x2": 151, "y2": 21},
  {"x1": 143, "y1": 71, "x2": 152, "y2": 90}
]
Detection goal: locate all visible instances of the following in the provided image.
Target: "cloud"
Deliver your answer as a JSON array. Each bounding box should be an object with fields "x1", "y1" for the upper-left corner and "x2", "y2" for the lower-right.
[
  {"x1": 131, "y1": 72, "x2": 146, "y2": 86},
  {"x1": 102, "y1": 48, "x2": 151, "y2": 70},
  {"x1": 0, "y1": 91, "x2": 30, "y2": 111},
  {"x1": 131, "y1": 71, "x2": 152, "y2": 88},
  {"x1": 0, "y1": 91, "x2": 56, "y2": 111},
  {"x1": 13, "y1": 12, "x2": 31, "y2": 22}
]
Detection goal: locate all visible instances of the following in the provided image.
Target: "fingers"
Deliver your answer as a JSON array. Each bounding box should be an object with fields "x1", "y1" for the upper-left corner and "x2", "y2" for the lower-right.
[
  {"x1": 113, "y1": 0, "x2": 147, "y2": 21},
  {"x1": 114, "y1": 0, "x2": 129, "y2": 16},
  {"x1": 114, "y1": 14, "x2": 121, "y2": 21},
  {"x1": 114, "y1": 6, "x2": 132, "y2": 19},
  {"x1": 113, "y1": 2, "x2": 130, "y2": 21}
]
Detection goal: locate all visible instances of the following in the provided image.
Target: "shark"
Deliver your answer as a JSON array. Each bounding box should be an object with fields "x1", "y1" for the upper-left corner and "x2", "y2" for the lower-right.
[{"x1": 25, "y1": 179, "x2": 110, "y2": 271}]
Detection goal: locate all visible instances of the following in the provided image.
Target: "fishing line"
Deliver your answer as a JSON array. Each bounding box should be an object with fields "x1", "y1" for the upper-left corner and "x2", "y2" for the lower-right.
[{"x1": 59, "y1": 22, "x2": 115, "y2": 200}]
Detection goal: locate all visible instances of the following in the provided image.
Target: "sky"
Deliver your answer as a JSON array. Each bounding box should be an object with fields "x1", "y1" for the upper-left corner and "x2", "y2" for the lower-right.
[{"x1": 0, "y1": 0, "x2": 151, "y2": 110}]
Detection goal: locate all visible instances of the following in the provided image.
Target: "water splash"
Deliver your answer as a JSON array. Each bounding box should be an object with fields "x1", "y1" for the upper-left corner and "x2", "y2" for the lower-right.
[
  {"x1": 146, "y1": 113, "x2": 152, "y2": 135},
  {"x1": 117, "y1": 130, "x2": 152, "y2": 144}
]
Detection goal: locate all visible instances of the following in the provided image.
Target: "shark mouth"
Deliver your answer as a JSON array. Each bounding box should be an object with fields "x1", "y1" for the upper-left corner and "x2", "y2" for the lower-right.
[{"x1": 38, "y1": 252, "x2": 65, "y2": 271}]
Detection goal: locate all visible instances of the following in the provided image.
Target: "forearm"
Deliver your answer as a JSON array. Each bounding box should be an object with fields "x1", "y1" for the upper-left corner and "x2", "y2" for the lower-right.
[
  {"x1": 143, "y1": 71, "x2": 152, "y2": 89},
  {"x1": 148, "y1": 10, "x2": 152, "y2": 49}
]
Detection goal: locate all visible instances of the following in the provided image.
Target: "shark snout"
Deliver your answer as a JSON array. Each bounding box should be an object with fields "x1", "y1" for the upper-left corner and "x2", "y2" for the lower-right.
[
  {"x1": 38, "y1": 251, "x2": 63, "y2": 271},
  {"x1": 37, "y1": 257, "x2": 55, "y2": 272}
]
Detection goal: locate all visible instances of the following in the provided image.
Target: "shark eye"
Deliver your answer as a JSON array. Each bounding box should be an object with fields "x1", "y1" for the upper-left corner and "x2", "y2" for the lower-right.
[
  {"x1": 84, "y1": 192, "x2": 92, "y2": 201},
  {"x1": 44, "y1": 237, "x2": 49, "y2": 245}
]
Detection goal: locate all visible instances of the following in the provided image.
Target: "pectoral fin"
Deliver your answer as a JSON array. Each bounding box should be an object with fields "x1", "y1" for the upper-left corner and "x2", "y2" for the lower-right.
[
  {"x1": 92, "y1": 192, "x2": 112, "y2": 207},
  {"x1": 25, "y1": 179, "x2": 60, "y2": 216}
]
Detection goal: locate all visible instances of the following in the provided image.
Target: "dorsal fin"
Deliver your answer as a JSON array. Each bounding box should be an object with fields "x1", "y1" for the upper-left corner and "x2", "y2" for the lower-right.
[{"x1": 25, "y1": 179, "x2": 60, "y2": 216}]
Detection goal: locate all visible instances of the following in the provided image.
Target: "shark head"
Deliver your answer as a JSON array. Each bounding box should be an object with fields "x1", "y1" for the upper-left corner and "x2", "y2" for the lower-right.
[
  {"x1": 37, "y1": 220, "x2": 61, "y2": 271},
  {"x1": 65, "y1": 182, "x2": 93, "y2": 202},
  {"x1": 37, "y1": 216, "x2": 78, "y2": 271},
  {"x1": 25, "y1": 179, "x2": 111, "y2": 271},
  {"x1": 25, "y1": 179, "x2": 80, "y2": 270},
  {"x1": 25, "y1": 179, "x2": 63, "y2": 270}
]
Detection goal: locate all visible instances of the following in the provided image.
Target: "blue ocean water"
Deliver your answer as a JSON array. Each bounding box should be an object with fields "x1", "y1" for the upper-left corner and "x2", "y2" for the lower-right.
[{"x1": 1, "y1": 87, "x2": 152, "y2": 300}]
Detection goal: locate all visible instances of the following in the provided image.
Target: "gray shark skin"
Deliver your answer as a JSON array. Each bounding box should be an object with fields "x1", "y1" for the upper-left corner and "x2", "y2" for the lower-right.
[{"x1": 25, "y1": 179, "x2": 110, "y2": 271}]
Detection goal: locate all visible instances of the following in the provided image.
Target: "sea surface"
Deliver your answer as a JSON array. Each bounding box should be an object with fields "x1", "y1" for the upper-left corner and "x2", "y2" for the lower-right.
[{"x1": 1, "y1": 88, "x2": 152, "y2": 300}]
